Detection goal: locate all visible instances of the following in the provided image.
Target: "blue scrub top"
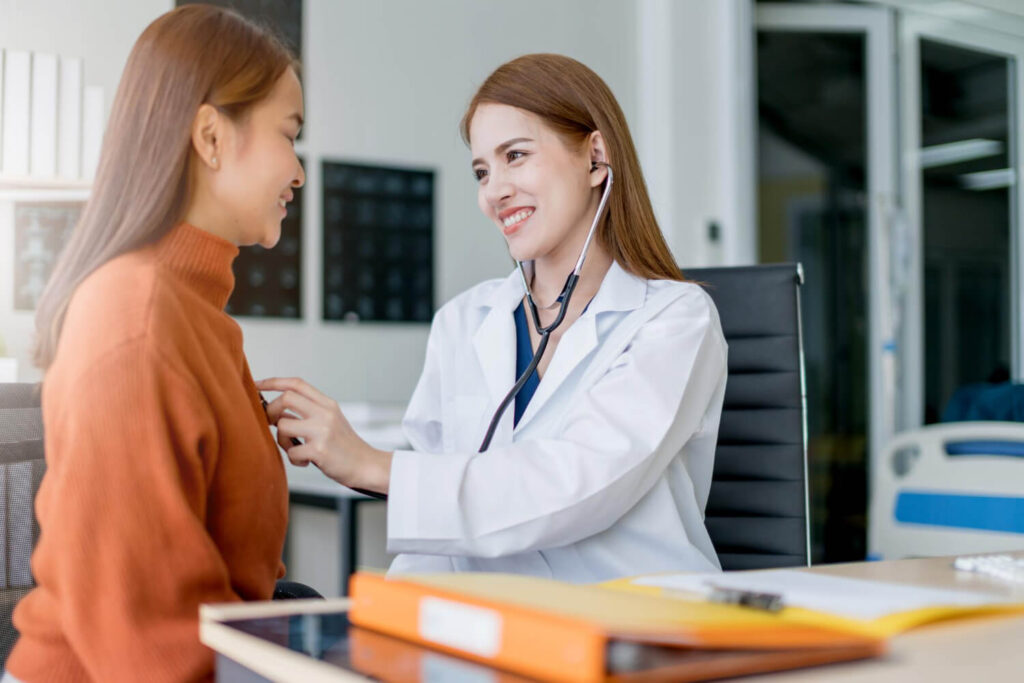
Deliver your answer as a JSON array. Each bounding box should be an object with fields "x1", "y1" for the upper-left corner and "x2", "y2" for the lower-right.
[{"x1": 513, "y1": 301, "x2": 540, "y2": 427}]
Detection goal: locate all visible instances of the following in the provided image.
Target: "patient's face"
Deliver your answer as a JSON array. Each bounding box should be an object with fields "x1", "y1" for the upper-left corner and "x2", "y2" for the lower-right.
[{"x1": 213, "y1": 68, "x2": 306, "y2": 248}]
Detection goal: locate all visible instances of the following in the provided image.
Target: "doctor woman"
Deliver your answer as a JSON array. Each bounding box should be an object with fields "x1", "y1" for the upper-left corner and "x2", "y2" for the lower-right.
[{"x1": 259, "y1": 53, "x2": 728, "y2": 582}]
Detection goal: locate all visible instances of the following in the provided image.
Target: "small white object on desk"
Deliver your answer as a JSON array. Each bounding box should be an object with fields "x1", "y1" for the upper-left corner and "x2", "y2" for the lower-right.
[
  {"x1": 336, "y1": 401, "x2": 406, "y2": 429},
  {"x1": 954, "y1": 554, "x2": 1024, "y2": 583}
]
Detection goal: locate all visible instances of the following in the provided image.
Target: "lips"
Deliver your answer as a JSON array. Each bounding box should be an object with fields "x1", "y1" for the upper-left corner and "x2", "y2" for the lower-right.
[
  {"x1": 499, "y1": 206, "x2": 534, "y2": 236},
  {"x1": 277, "y1": 192, "x2": 293, "y2": 216}
]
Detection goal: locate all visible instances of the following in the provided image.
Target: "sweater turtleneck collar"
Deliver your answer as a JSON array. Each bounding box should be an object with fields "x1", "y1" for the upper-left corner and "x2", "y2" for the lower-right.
[{"x1": 155, "y1": 222, "x2": 239, "y2": 309}]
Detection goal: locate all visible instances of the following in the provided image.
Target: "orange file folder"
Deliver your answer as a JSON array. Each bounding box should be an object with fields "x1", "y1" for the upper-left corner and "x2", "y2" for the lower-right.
[
  {"x1": 348, "y1": 572, "x2": 884, "y2": 683},
  {"x1": 349, "y1": 623, "x2": 883, "y2": 683}
]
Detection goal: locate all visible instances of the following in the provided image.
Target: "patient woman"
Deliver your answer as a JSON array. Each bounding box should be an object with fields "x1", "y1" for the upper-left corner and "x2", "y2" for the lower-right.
[{"x1": 5, "y1": 5, "x2": 304, "y2": 682}]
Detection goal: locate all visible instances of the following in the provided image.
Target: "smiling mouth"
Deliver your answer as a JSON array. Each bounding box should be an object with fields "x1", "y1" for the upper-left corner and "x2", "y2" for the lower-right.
[{"x1": 502, "y1": 208, "x2": 534, "y2": 231}]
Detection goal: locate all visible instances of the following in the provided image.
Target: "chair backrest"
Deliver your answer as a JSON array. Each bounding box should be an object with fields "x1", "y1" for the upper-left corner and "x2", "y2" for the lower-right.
[
  {"x1": 0, "y1": 383, "x2": 46, "y2": 663},
  {"x1": 684, "y1": 264, "x2": 810, "y2": 570}
]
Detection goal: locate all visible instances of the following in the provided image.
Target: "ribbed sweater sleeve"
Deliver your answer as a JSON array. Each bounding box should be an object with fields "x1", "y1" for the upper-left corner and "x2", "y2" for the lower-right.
[{"x1": 33, "y1": 340, "x2": 238, "y2": 682}]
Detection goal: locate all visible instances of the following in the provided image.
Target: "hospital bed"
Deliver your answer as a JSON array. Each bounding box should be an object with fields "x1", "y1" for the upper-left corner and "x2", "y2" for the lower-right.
[{"x1": 869, "y1": 421, "x2": 1024, "y2": 559}]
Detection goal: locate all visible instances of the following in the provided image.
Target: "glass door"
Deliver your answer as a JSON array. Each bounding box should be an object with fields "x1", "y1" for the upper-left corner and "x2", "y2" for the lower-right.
[
  {"x1": 756, "y1": 4, "x2": 896, "y2": 562},
  {"x1": 899, "y1": 14, "x2": 1022, "y2": 430}
]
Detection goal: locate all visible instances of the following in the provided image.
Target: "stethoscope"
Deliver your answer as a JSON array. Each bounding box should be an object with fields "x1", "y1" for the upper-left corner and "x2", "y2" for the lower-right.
[{"x1": 477, "y1": 161, "x2": 614, "y2": 452}]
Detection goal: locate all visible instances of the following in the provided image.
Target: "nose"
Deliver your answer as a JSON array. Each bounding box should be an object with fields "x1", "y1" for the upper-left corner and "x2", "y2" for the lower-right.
[
  {"x1": 292, "y1": 159, "x2": 306, "y2": 188},
  {"x1": 483, "y1": 166, "x2": 513, "y2": 208}
]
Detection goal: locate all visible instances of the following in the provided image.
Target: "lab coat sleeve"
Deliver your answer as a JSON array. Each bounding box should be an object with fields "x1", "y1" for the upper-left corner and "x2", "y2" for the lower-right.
[
  {"x1": 400, "y1": 310, "x2": 447, "y2": 453},
  {"x1": 387, "y1": 287, "x2": 727, "y2": 558}
]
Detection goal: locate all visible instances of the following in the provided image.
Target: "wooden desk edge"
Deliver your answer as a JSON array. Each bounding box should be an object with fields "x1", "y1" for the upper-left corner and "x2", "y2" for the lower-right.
[
  {"x1": 201, "y1": 598, "x2": 352, "y2": 621},
  {"x1": 200, "y1": 620, "x2": 366, "y2": 682}
]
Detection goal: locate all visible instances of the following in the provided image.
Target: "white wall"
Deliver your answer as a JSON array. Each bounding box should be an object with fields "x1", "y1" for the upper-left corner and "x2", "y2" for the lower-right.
[{"x1": 636, "y1": 0, "x2": 757, "y2": 269}]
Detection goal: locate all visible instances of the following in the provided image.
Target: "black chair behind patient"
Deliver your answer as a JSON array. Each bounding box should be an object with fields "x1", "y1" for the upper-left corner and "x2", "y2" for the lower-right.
[
  {"x1": 684, "y1": 264, "x2": 810, "y2": 570},
  {"x1": 0, "y1": 383, "x2": 45, "y2": 664}
]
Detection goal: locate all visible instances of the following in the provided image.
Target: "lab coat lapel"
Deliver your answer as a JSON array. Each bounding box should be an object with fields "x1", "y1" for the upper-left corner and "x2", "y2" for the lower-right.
[
  {"x1": 471, "y1": 271, "x2": 523, "y2": 411},
  {"x1": 514, "y1": 262, "x2": 648, "y2": 434}
]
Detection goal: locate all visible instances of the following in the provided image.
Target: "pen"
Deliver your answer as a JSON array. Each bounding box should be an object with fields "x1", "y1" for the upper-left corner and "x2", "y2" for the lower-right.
[{"x1": 705, "y1": 583, "x2": 784, "y2": 612}]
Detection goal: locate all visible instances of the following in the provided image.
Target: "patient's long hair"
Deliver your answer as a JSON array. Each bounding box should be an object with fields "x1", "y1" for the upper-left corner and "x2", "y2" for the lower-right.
[
  {"x1": 461, "y1": 54, "x2": 683, "y2": 282},
  {"x1": 34, "y1": 4, "x2": 296, "y2": 370}
]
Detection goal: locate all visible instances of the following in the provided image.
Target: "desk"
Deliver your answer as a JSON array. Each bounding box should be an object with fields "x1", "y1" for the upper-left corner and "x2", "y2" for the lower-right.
[{"x1": 202, "y1": 552, "x2": 1024, "y2": 682}]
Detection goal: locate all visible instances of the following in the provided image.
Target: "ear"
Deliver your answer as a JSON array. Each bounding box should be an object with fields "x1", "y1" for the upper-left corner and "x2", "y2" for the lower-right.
[
  {"x1": 587, "y1": 130, "x2": 609, "y2": 187},
  {"x1": 191, "y1": 103, "x2": 222, "y2": 170}
]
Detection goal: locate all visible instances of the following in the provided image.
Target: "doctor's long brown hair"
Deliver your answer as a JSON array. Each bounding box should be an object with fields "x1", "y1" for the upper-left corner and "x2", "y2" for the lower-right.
[
  {"x1": 461, "y1": 54, "x2": 683, "y2": 283},
  {"x1": 33, "y1": 5, "x2": 296, "y2": 370}
]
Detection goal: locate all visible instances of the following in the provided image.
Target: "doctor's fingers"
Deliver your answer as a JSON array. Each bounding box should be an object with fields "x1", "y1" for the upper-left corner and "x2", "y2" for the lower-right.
[
  {"x1": 275, "y1": 414, "x2": 341, "y2": 449},
  {"x1": 283, "y1": 442, "x2": 317, "y2": 468},
  {"x1": 265, "y1": 389, "x2": 320, "y2": 423},
  {"x1": 276, "y1": 432, "x2": 331, "y2": 475},
  {"x1": 257, "y1": 377, "x2": 335, "y2": 409}
]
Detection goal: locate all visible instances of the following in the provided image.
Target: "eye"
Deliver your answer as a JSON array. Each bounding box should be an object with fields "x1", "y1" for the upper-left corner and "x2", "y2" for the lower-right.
[
  {"x1": 473, "y1": 167, "x2": 488, "y2": 182},
  {"x1": 506, "y1": 150, "x2": 527, "y2": 163}
]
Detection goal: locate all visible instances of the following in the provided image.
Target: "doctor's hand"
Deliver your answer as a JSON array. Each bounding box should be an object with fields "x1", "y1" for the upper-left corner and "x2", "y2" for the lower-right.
[{"x1": 256, "y1": 377, "x2": 392, "y2": 495}]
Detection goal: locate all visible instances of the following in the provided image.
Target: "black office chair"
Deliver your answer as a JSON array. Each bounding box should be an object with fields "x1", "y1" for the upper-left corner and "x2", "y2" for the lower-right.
[
  {"x1": 684, "y1": 264, "x2": 810, "y2": 570},
  {"x1": 0, "y1": 383, "x2": 45, "y2": 664}
]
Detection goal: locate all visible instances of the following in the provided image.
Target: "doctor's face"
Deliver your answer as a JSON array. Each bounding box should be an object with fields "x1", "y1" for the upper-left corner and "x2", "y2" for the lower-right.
[{"x1": 469, "y1": 103, "x2": 598, "y2": 263}]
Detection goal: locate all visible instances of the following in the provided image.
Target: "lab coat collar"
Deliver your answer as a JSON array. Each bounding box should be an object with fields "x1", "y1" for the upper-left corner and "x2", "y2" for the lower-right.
[
  {"x1": 471, "y1": 260, "x2": 650, "y2": 438},
  {"x1": 583, "y1": 260, "x2": 647, "y2": 316},
  {"x1": 477, "y1": 266, "x2": 528, "y2": 314},
  {"x1": 474, "y1": 259, "x2": 647, "y2": 315}
]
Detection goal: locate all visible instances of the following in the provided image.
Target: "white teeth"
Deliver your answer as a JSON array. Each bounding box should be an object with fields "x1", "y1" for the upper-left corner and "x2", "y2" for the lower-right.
[
  {"x1": 278, "y1": 199, "x2": 287, "y2": 208},
  {"x1": 502, "y1": 209, "x2": 533, "y2": 228}
]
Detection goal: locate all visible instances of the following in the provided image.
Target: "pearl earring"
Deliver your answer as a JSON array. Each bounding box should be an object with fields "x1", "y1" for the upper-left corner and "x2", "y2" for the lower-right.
[{"x1": 211, "y1": 156, "x2": 218, "y2": 167}]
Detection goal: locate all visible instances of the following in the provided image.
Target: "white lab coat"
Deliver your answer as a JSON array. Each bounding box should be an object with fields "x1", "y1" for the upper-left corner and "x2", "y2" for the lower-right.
[{"x1": 387, "y1": 260, "x2": 728, "y2": 582}]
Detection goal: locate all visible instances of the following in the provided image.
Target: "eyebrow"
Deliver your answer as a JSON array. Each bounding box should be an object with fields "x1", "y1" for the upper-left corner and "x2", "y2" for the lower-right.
[
  {"x1": 287, "y1": 112, "x2": 304, "y2": 127},
  {"x1": 471, "y1": 137, "x2": 534, "y2": 166}
]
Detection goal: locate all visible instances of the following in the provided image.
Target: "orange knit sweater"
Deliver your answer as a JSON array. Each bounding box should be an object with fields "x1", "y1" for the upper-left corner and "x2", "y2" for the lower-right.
[{"x1": 7, "y1": 223, "x2": 288, "y2": 682}]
